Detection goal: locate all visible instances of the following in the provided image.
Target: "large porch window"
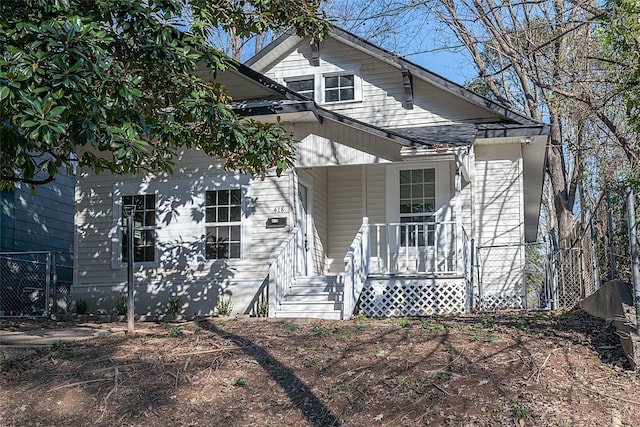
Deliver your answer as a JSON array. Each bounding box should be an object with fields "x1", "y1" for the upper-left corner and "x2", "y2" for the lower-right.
[{"x1": 399, "y1": 168, "x2": 436, "y2": 247}]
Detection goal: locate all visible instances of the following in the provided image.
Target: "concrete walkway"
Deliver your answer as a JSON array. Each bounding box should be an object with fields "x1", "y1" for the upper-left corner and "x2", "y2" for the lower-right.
[{"x1": 0, "y1": 324, "x2": 126, "y2": 347}]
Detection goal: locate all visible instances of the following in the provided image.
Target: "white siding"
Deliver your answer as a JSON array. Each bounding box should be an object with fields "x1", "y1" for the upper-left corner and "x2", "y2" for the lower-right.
[
  {"x1": 74, "y1": 149, "x2": 293, "y2": 316},
  {"x1": 473, "y1": 142, "x2": 525, "y2": 296},
  {"x1": 264, "y1": 38, "x2": 503, "y2": 129},
  {"x1": 365, "y1": 164, "x2": 386, "y2": 223},
  {"x1": 474, "y1": 143, "x2": 524, "y2": 247},
  {"x1": 291, "y1": 121, "x2": 402, "y2": 167},
  {"x1": 326, "y1": 166, "x2": 363, "y2": 273}
]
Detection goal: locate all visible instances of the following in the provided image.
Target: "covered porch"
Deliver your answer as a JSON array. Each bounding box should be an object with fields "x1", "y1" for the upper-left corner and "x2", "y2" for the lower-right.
[{"x1": 268, "y1": 153, "x2": 473, "y2": 319}]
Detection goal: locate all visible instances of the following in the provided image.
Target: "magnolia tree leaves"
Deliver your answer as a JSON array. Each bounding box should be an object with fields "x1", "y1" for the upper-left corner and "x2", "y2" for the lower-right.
[{"x1": 0, "y1": 0, "x2": 328, "y2": 189}]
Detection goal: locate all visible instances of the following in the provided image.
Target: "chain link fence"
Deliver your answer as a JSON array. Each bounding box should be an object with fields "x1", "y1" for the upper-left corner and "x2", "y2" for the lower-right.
[
  {"x1": 475, "y1": 187, "x2": 640, "y2": 313},
  {"x1": 0, "y1": 251, "x2": 73, "y2": 318},
  {"x1": 476, "y1": 243, "x2": 553, "y2": 311}
]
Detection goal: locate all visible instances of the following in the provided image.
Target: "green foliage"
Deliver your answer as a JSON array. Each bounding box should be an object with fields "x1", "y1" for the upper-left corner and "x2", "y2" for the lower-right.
[
  {"x1": 234, "y1": 377, "x2": 247, "y2": 387},
  {"x1": 167, "y1": 295, "x2": 182, "y2": 315},
  {"x1": 0, "y1": 0, "x2": 328, "y2": 189},
  {"x1": 303, "y1": 358, "x2": 317, "y2": 368},
  {"x1": 311, "y1": 322, "x2": 327, "y2": 337},
  {"x1": 257, "y1": 300, "x2": 269, "y2": 317},
  {"x1": 1, "y1": 356, "x2": 27, "y2": 372},
  {"x1": 397, "y1": 318, "x2": 412, "y2": 328},
  {"x1": 115, "y1": 295, "x2": 127, "y2": 316},
  {"x1": 168, "y1": 325, "x2": 183, "y2": 337},
  {"x1": 216, "y1": 296, "x2": 233, "y2": 316},
  {"x1": 76, "y1": 299, "x2": 87, "y2": 315},
  {"x1": 283, "y1": 322, "x2": 298, "y2": 334},
  {"x1": 353, "y1": 311, "x2": 369, "y2": 322},
  {"x1": 420, "y1": 320, "x2": 445, "y2": 334},
  {"x1": 601, "y1": 1, "x2": 640, "y2": 159}
]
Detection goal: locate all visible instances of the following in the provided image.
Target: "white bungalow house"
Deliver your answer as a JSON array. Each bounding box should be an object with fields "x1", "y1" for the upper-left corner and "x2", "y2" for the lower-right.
[{"x1": 73, "y1": 28, "x2": 548, "y2": 319}]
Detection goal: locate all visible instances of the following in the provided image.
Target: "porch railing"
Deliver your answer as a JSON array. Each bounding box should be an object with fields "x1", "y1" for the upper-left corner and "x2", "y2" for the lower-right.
[
  {"x1": 368, "y1": 221, "x2": 462, "y2": 275},
  {"x1": 267, "y1": 225, "x2": 299, "y2": 317},
  {"x1": 343, "y1": 218, "x2": 370, "y2": 319}
]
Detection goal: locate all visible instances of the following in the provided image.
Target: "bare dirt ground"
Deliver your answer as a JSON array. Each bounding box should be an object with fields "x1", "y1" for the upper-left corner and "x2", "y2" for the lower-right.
[{"x1": 1, "y1": 308, "x2": 639, "y2": 426}]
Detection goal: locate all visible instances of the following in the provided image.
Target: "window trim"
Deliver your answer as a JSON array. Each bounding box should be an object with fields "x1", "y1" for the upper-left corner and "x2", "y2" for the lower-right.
[
  {"x1": 385, "y1": 161, "x2": 452, "y2": 249},
  {"x1": 112, "y1": 187, "x2": 160, "y2": 269},
  {"x1": 121, "y1": 194, "x2": 157, "y2": 263},
  {"x1": 277, "y1": 64, "x2": 362, "y2": 104},
  {"x1": 204, "y1": 188, "x2": 243, "y2": 261},
  {"x1": 322, "y1": 72, "x2": 357, "y2": 104},
  {"x1": 284, "y1": 76, "x2": 315, "y2": 100},
  {"x1": 111, "y1": 176, "x2": 252, "y2": 270},
  {"x1": 201, "y1": 182, "x2": 251, "y2": 265}
]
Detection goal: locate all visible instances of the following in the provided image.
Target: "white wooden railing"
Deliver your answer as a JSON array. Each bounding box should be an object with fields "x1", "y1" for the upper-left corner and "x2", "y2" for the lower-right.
[
  {"x1": 368, "y1": 221, "x2": 461, "y2": 275},
  {"x1": 267, "y1": 225, "x2": 299, "y2": 317},
  {"x1": 343, "y1": 218, "x2": 370, "y2": 319}
]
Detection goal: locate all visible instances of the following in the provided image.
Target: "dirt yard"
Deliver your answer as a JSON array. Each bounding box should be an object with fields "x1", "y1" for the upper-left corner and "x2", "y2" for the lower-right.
[{"x1": 1, "y1": 309, "x2": 639, "y2": 426}]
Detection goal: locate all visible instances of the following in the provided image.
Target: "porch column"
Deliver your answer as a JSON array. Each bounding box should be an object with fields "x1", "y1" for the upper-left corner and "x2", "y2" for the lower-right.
[{"x1": 455, "y1": 155, "x2": 464, "y2": 274}]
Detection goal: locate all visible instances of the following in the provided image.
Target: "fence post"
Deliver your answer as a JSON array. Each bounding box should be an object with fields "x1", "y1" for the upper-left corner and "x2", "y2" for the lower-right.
[
  {"x1": 589, "y1": 221, "x2": 600, "y2": 290},
  {"x1": 626, "y1": 187, "x2": 640, "y2": 326},
  {"x1": 550, "y1": 246, "x2": 558, "y2": 310},
  {"x1": 468, "y1": 238, "x2": 475, "y2": 312},
  {"x1": 607, "y1": 188, "x2": 618, "y2": 280}
]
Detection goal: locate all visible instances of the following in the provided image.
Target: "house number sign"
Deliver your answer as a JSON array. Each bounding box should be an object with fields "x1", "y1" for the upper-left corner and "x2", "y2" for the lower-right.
[{"x1": 272, "y1": 206, "x2": 289, "y2": 214}]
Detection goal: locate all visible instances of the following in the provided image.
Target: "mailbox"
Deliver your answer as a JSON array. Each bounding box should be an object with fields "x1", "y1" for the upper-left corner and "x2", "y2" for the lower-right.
[{"x1": 266, "y1": 217, "x2": 287, "y2": 228}]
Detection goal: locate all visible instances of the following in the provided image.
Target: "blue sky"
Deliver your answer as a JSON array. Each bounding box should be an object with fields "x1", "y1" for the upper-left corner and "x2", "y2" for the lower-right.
[{"x1": 407, "y1": 50, "x2": 475, "y2": 86}]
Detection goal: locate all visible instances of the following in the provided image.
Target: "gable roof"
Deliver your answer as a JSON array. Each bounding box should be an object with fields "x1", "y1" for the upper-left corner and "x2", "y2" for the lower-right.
[
  {"x1": 246, "y1": 27, "x2": 543, "y2": 129},
  {"x1": 219, "y1": 63, "x2": 479, "y2": 149}
]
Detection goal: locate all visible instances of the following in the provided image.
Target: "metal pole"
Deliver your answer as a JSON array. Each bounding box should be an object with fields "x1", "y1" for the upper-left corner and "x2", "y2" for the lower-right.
[
  {"x1": 125, "y1": 205, "x2": 136, "y2": 335},
  {"x1": 590, "y1": 220, "x2": 600, "y2": 290},
  {"x1": 606, "y1": 188, "x2": 617, "y2": 280},
  {"x1": 626, "y1": 188, "x2": 640, "y2": 325}
]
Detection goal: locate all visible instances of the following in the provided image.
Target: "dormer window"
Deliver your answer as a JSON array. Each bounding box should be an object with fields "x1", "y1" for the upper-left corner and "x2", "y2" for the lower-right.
[
  {"x1": 281, "y1": 65, "x2": 361, "y2": 105},
  {"x1": 286, "y1": 77, "x2": 315, "y2": 100},
  {"x1": 324, "y1": 74, "x2": 354, "y2": 102}
]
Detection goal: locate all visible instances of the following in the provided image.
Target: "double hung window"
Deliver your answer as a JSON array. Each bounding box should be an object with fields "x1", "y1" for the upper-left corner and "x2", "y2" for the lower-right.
[
  {"x1": 399, "y1": 169, "x2": 436, "y2": 247},
  {"x1": 121, "y1": 194, "x2": 156, "y2": 262},
  {"x1": 205, "y1": 189, "x2": 242, "y2": 260}
]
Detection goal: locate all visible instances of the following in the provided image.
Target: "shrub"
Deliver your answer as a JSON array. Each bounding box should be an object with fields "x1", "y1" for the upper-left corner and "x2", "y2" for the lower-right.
[
  {"x1": 76, "y1": 299, "x2": 88, "y2": 315},
  {"x1": 216, "y1": 296, "x2": 234, "y2": 316},
  {"x1": 167, "y1": 295, "x2": 182, "y2": 315},
  {"x1": 115, "y1": 295, "x2": 127, "y2": 315}
]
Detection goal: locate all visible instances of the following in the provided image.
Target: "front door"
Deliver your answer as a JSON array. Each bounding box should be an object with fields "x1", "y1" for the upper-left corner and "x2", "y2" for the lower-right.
[{"x1": 296, "y1": 182, "x2": 310, "y2": 276}]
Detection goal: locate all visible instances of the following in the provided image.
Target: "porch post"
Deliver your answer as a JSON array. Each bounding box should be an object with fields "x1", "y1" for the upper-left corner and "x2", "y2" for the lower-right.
[{"x1": 455, "y1": 154, "x2": 464, "y2": 274}]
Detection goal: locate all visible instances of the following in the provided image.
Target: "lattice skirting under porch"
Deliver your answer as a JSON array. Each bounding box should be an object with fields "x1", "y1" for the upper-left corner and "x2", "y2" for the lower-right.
[
  {"x1": 359, "y1": 279, "x2": 467, "y2": 317},
  {"x1": 478, "y1": 293, "x2": 524, "y2": 311}
]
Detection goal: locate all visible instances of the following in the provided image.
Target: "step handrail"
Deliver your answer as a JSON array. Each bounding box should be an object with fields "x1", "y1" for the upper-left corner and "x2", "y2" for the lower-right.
[
  {"x1": 343, "y1": 217, "x2": 370, "y2": 319},
  {"x1": 267, "y1": 225, "x2": 300, "y2": 317}
]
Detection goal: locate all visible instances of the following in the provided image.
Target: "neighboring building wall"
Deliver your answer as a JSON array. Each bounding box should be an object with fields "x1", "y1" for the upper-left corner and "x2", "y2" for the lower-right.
[
  {"x1": 473, "y1": 142, "x2": 525, "y2": 298},
  {"x1": 74, "y1": 150, "x2": 294, "y2": 316},
  {"x1": 0, "y1": 174, "x2": 75, "y2": 254}
]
